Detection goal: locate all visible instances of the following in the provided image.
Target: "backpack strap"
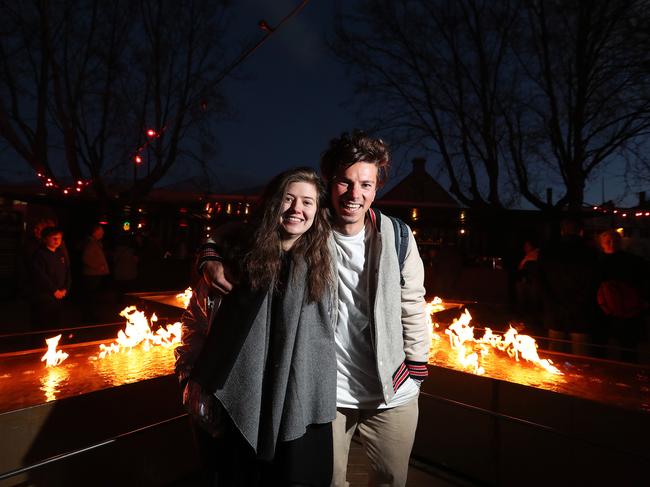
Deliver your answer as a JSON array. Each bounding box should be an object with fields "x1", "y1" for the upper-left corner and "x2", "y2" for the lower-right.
[
  {"x1": 370, "y1": 208, "x2": 409, "y2": 286},
  {"x1": 392, "y1": 217, "x2": 409, "y2": 286}
]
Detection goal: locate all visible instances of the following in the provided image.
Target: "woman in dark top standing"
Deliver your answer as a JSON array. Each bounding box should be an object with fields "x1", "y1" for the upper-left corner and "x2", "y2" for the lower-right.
[
  {"x1": 596, "y1": 229, "x2": 649, "y2": 362},
  {"x1": 175, "y1": 167, "x2": 336, "y2": 486}
]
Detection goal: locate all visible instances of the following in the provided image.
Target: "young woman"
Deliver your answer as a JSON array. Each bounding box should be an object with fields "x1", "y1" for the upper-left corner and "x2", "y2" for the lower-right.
[{"x1": 175, "y1": 167, "x2": 336, "y2": 486}]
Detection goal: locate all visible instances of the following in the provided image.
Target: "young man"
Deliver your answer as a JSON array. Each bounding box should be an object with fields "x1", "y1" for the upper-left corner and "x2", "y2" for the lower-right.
[
  {"x1": 198, "y1": 131, "x2": 430, "y2": 486},
  {"x1": 319, "y1": 131, "x2": 429, "y2": 486}
]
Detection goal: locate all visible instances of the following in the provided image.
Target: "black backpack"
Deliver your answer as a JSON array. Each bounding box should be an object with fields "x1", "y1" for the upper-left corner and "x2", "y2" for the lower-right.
[{"x1": 371, "y1": 208, "x2": 410, "y2": 286}]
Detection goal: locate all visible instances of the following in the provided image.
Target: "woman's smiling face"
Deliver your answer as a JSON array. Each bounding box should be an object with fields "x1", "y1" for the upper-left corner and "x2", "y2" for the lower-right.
[{"x1": 279, "y1": 181, "x2": 318, "y2": 249}]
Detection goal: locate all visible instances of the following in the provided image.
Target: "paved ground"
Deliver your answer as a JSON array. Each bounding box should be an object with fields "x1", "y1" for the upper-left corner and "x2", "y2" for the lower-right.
[{"x1": 347, "y1": 439, "x2": 474, "y2": 487}]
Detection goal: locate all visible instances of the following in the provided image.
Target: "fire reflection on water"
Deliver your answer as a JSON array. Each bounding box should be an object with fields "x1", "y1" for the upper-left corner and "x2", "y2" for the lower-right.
[
  {"x1": 40, "y1": 366, "x2": 69, "y2": 402},
  {"x1": 1, "y1": 343, "x2": 178, "y2": 413},
  {"x1": 89, "y1": 344, "x2": 177, "y2": 388}
]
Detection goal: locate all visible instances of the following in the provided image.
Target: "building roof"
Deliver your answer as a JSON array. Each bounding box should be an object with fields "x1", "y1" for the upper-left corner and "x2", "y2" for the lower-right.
[{"x1": 379, "y1": 158, "x2": 459, "y2": 208}]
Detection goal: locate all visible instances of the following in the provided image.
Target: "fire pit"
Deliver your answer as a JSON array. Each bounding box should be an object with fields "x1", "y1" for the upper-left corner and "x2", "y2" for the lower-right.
[
  {"x1": 413, "y1": 300, "x2": 650, "y2": 486},
  {"x1": 0, "y1": 339, "x2": 178, "y2": 413},
  {"x1": 0, "y1": 308, "x2": 196, "y2": 486}
]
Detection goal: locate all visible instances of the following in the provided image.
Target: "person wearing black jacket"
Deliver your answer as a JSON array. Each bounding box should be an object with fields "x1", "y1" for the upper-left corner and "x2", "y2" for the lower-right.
[
  {"x1": 537, "y1": 218, "x2": 600, "y2": 356},
  {"x1": 31, "y1": 226, "x2": 71, "y2": 330}
]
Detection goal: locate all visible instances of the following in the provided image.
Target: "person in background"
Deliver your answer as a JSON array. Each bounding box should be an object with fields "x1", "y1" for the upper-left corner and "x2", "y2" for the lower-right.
[
  {"x1": 80, "y1": 223, "x2": 110, "y2": 323},
  {"x1": 515, "y1": 236, "x2": 543, "y2": 333},
  {"x1": 25, "y1": 218, "x2": 57, "y2": 259},
  {"x1": 537, "y1": 218, "x2": 600, "y2": 356},
  {"x1": 20, "y1": 217, "x2": 69, "y2": 298},
  {"x1": 596, "y1": 229, "x2": 649, "y2": 362},
  {"x1": 176, "y1": 167, "x2": 337, "y2": 486},
  {"x1": 112, "y1": 235, "x2": 139, "y2": 303},
  {"x1": 31, "y1": 226, "x2": 71, "y2": 330}
]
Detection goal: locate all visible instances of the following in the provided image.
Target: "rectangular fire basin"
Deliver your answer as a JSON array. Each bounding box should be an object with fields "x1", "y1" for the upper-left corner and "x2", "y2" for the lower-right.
[
  {"x1": 414, "y1": 350, "x2": 649, "y2": 486},
  {"x1": 0, "y1": 340, "x2": 197, "y2": 486}
]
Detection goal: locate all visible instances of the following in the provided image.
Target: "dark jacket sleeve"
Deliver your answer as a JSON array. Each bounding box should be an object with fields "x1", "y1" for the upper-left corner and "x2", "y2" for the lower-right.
[
  {"x1": 32, "y1": 250, "x2": 56, "y2": 295},
  {"x1": 174, "y1": 279, "x2": 218, "y2": 384},
  {"x1": 64, "y1": 251, "x2": 72, "y2": 292},
  {"x1": 195, "y1": 222, "x2": 252, "y2": 274}
]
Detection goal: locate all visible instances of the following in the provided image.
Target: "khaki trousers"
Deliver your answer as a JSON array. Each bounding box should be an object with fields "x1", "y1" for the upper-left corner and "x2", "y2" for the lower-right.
[{"x1": 331, "y1": 397, "x2": 419, "y2": 487}]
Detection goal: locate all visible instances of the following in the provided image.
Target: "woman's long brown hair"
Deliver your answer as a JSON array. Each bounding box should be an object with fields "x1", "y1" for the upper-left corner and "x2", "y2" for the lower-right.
[{"x1": 245, "y1": 167, "x2": 333, "y2": 302}]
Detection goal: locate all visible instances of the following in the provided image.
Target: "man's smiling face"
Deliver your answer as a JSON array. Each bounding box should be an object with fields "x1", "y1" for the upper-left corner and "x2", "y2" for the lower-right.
[{"x1": 330, "y1": 162, "x2": 378, "y2": 235}]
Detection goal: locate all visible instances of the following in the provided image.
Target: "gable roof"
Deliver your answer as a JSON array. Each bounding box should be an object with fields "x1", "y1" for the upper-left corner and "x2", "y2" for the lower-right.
[{"x1": 379, "y1": 158, "x2": 459, "y2": 208}]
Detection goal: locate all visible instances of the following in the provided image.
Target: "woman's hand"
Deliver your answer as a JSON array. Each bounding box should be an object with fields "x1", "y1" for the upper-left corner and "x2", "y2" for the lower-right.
[{"x1": 183, "y1": 380, "x2": 223, "y2": 438}]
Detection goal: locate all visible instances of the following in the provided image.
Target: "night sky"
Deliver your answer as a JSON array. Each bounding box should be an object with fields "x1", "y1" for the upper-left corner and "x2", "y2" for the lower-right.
[
  {"x1": 0, "y1": 0, "x2": 640, "y2": 207},
  {"x1": 159, "y1": 0, "x2": 362, "y2": 193},
  {"x1": 160, "y1": 0, "x2": 640, "y2": 207}
]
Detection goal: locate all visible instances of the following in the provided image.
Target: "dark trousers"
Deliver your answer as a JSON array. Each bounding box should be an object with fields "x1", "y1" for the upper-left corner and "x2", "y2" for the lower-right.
[
  {"x1": 31, "y1": 293, "x2": 63, "y2": 331},
  {"x1": 193, "y1": 418, "x2": 333, "y2": 487},
  {"x1": 80, "y1": 274, "x2": 107, "y2": 323}
]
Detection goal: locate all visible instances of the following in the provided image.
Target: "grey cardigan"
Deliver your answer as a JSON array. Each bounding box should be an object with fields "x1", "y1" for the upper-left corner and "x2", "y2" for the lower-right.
[
  {"x1": 363, "y1": 210, "x2": 430, "y2": 404},
  {"x1": 193, "y1": 251, "x2": 337, "y2": 460}
]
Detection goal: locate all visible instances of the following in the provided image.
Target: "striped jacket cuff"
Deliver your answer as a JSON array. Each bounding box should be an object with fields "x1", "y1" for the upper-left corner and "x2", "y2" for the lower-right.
[
  {"x1": 197, "y1": 243, "x2": 223, "y2": 272},
  {"x1": 405, "y1": 360, "x2": 428, "y2": 382},
  {"x1": 392, "y1": 362, "x2": 410, "y2": 392}
]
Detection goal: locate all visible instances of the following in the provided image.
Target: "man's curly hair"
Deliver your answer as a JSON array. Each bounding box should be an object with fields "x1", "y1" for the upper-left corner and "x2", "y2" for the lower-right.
[{"x1": 320, "y1": 130, "x2": 390, "y2": 187}]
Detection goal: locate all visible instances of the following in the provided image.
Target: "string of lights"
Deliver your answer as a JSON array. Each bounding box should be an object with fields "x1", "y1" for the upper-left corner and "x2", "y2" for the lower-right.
[
  {"x1": 127, "y1": 0, "x2": 311, "y2": 184},
  {"x1": 35, "y1": 0, "x2": 311, "y2": 196},
  {"x1": 132, "y1": 126, "x2": 165, "y2": 166},
  {"x1": 591, "y1": 205, "x2": 650, "y2": 218},
  {"x1": 36, "y1": 173, "x2": 91, "y2": 195}
]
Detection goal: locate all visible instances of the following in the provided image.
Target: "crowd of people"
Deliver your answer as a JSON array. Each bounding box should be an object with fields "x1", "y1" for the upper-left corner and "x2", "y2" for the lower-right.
[
  {"x1": 19, "y1": 219, "x2": 186, "y2": 331},
  {"x1": 22, "y1": 219, "x2": 120, "y2": 329},
  {"x1": 515, "y1": 220, "x2": 649, "y2": 361}
]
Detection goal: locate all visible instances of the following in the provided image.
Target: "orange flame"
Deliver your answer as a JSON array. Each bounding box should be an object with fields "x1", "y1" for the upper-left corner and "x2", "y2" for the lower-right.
[
  {"x1": 176, "y1": 287, "x2": 192, "y2": 308},
  {"x1": 481, "y1": 326, "x2": 562, "y2": 374},
  {"x1": 431, "y1": 300, "x2": 561, "y2": 376},
  {"x1": 96, "y1": 306, "x2": 182, "y2": 359},
  {"x1": 444, "y1": 309, "x2": 485, "y2": 374},
  {"x1": 426, "y1": 296, "x2": 443, "y2": 341},
  {"x1": 41, "y1": 334, "x2": 69, "y2": 367}
]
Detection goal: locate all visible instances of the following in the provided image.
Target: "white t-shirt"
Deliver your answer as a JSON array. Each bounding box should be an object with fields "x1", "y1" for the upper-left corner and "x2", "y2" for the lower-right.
[{"x1": 333, "y1": 222, "x2": 419, "y2": 409}]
